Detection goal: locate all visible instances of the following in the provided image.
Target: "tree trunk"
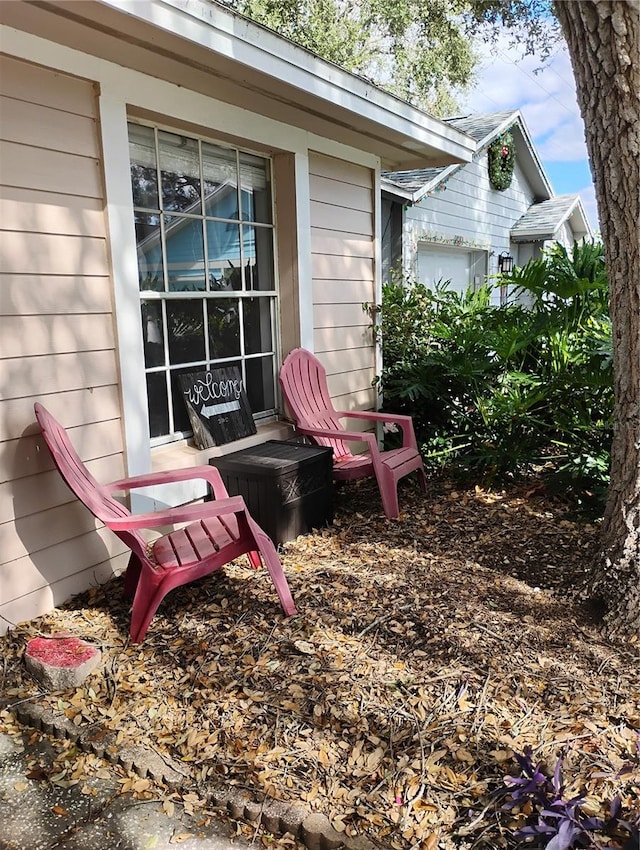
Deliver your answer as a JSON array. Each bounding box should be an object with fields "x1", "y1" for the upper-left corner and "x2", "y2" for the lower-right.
[{"x1": 554, "y1": 1, "x2": 640, "y2": 639}]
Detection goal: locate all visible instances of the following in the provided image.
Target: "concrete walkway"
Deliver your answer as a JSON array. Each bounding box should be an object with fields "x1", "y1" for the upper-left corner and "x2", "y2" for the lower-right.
[{"x1": 0, "y1": 728, "x2": 252, "y2": 850}]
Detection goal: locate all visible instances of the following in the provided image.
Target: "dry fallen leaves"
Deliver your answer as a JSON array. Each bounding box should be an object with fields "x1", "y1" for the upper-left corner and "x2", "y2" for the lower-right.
[{"x1": 1, "y1": 476, "x2": 638, "y2": 849}]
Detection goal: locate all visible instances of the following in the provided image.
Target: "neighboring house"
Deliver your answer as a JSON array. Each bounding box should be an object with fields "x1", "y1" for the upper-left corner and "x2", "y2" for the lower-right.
[
  {"x1": 0, "y1": 0, "x2": 475, "y2": 630},
  {"x1": 381, "y1": 110, "x2": 592, "y2": 302}
]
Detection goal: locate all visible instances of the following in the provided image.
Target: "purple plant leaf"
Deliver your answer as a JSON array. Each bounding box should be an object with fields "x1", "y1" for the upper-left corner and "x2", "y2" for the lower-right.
[
  {"x1": 546, "y1": 818, "x2": 581, "y2": 850},
  {"x1": 517, "y1": 824, "x2": 556, "y2": 836},
  {"x1": 609, "y1": 796, "x2": 622, "y2": 820},
  {"x1": 553, "y1": 755, "x2": 564, "y2": 794}
]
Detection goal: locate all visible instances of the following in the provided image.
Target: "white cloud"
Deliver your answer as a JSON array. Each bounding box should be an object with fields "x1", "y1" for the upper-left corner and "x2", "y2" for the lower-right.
[
  {"x1": 461, "y1": 35, "x2": 581, "y2": 139},
  {"x1": 458, "y1": 31, "x2": 596, "y2": 220}
]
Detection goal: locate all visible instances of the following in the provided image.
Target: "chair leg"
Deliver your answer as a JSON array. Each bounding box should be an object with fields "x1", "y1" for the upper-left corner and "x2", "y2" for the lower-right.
[
  {"x1": 245, "y1": 518, "x2": 297, "y2": 616},
  {"x1": 259, "y1": 540, "x2": 297, "y2": 617},
  {"x1": 247, "y1": 551, "x2": 262, "y2": 569},
  {"x1": 128, "y1": 569, "x2": 170, "y2": 643},
  {"x1": 376, "y1": 467, "x2": 400, "y2": 519},
  {"x1": 123, "y1": 553, "x2": 142, "y2": 598},
  {"x1": 416, "y1": 465, "x2": 428, "y2": 494}
]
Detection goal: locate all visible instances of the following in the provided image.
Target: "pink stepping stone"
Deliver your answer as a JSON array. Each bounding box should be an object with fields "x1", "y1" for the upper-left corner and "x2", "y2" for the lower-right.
[{"x1": 24, "y1": 633, "x2": 101, "y2": 690}]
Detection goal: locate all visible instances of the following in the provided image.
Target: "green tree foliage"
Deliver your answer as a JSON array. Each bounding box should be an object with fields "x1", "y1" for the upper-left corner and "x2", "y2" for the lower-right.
[
  {"x1": 370, "y1": 242, "x2": 613, "y2": 513},
  {"x1": 219, "y1": 0, "x2": 514, "y2": 113},
  {"x1": 221, "y1": 1, "x2": 560, "y2": 113}
]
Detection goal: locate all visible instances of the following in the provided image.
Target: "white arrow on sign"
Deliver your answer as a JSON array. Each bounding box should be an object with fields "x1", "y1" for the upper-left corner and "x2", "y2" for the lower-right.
[{"x1": 201, "y1": 400, "x2": 241, "y2": 418}]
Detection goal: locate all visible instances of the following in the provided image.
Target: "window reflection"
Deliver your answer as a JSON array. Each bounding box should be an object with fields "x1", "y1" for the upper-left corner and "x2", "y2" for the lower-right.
[
  {"x1": 129, "y1": 124, "x2": 159, "y2": 210},
  {"x1": 239, "y1": 151, "x2": 272, "y2": 224},
  {"x1": 244, "y1": 297, "x2": 272, "y2": 354},
  {"x1": 146, "y1": 372, "x2": 169, "y2": 438},
  {"x1": 136, "y1": 214, "x2": 164, "y2": 291},
  {"x1": 207, "y1": 298, "x2": 240, "y2": 358},
  {"x1": 158, "y1": 131, "x2": 201, "y2": 214},
  {"x1": 167, "y1": 301, "x2": 205, "y2": 364},
  {"x1": 206, "y1": 221, "x2": 242, "y2": 290},
  {"x1": 165, "y1": 215, "x2": 206, "y2": 292},
  {"x1": 141, "y1": 301, "x2": 165, "y2": 367},
  {"x1": 243, "y1": 225, "x2": 274, "y2": 291}
]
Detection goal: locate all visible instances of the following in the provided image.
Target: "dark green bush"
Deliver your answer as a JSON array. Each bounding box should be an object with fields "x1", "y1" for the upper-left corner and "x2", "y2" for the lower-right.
[{"x1": 371, "y1": 241, "x2": 613, "y2": 513}]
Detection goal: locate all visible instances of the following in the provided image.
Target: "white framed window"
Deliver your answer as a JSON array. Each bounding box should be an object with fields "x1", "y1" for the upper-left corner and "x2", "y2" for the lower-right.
[{"x1": 128, "y1": 122, "x2": 278, "y2": 444}]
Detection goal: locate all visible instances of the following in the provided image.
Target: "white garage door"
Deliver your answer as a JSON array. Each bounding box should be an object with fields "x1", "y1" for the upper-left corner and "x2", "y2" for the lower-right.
[{"x1": 417, "y1": 243, "x2": 489, "y2": 298}]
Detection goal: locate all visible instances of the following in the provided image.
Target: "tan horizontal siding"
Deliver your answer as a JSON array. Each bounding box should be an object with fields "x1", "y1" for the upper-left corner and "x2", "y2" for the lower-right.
[
  {"x1": 309, "y1": 174, "x2": 373, "y2": 213},
  {"x1": 1, "y1": 455, "x2": 127, "y2": 523},
  {"x1": 0, "y1": 140, "x2": 102, "y2": 197},
  {"x1": 313, "y1": 325, "x2": 374, "y2": 353},
  {"x1": 310, "y1": 228, "x2": 376, "y2": 258},
  {"x1": 313, "y1": 302, "x2": 371, "y2": 329},
  {"x1": 310, "y1": 200, "x2": 372, "y2": 237},
  {"x1": 0, "y1": 386, "x2": 121, "y2": 442},
  {"x1": 0, "y1": 187, "x2": 106, "y2": 238},
  {"x1": 2, "y1": 528, "x2": 127, "y2": 604},
  {"x1": 1, "y1": 501, "x2": 104, "y2": 564},
  {"x1": 1, "y1": 351, "x2": 119, "y2": 400},
  {"x1": 0, "y1": 55, "x2": 96, "y2": 116},
  {"x1": 1, "y1": 314, "x2": 116, "y2": 359},
  {"x1": 1, "y1": 275, "x2": 113, "y2": 316},
  {"x1": 0, "y1": 55, "x2": 125, "y2": 632},
  {"x1": 312, "y1": 278, "x2": 374, "y2": 305},
  {"x1": 1, "y1": 231, "x2": 109, "y2": 276},
  {"x1": 330, "y1": 386, "x2": 376, "y2": 413},
  {"x1": 311, "y1": 254, "x2": 374, "y2": 282},
  {"x1": 0, "y1": 95, "x2": 98, "y2": 157},
  {"x1": 0, "y1": 553, "x2": 128, "y2": 631},
  {"x1": 1, "y1": 419, "x2": 124, "y2": 484},
  {"x1": 308, "y1": 152, "x2": 372, "y2": 188},
  {"x1": 320, "y1": 346, "x2": 375, "y2": 376},
  {"x1": 326, "y1": 367, "x2": 376, "y2": 399}
]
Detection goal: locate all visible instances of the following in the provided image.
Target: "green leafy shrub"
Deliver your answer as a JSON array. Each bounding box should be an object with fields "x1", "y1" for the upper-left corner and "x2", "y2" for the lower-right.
[{"x1": 371, "y1": 242, "x2": 613, "y2": 513}]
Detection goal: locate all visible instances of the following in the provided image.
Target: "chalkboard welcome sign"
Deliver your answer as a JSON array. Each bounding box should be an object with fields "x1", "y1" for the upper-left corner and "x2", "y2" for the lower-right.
[{"x1": 179, "y1": 367, "x2": 257, "y2": 448}]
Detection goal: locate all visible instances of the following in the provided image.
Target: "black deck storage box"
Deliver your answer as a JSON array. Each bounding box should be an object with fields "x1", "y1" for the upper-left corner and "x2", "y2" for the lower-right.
[{"x1": 209, "y1": 440, "x2": 334, "y2": 545}]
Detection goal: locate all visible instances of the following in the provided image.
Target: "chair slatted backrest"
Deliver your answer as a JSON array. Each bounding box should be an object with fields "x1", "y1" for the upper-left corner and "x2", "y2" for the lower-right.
[
  {"x1": 34, "y1": 404, "x2": 147, "y2": 558},
  {"x1": 279, "y1": 349, "x2": 354, "y2": 460}
]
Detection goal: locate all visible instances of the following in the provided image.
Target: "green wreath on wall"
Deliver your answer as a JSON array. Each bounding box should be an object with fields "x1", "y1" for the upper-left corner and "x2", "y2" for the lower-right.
[{"x1": 488, "y1": 130, "x2": 515, "y2": 191}]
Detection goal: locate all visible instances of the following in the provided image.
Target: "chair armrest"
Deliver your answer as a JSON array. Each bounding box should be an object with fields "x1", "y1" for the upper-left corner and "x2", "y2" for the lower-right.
[
  {"x1": 297, "y1": 426, "x2": 379, "y2": 448},
  {"x1": 333, "y1": 410, "x2": 418, "y2": 451},
  {"x1": 108, "y1": 465, "x2": 229, "y2": 501},
  {"x1": 105, "y1": 495, "x2": 248, "y2": 531}
]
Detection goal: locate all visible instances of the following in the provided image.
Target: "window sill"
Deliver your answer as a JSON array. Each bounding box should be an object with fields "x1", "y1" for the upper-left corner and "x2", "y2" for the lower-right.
[{"x1": 135, "y1": 420, "x2": 297, "y2": 511}]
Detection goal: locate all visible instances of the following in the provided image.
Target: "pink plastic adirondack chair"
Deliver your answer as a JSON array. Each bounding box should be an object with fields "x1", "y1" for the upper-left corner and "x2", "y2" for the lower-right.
[
  {"x1": 279, "y1": 348, "x2": 427, "y2": 518},
  {"x1": 34, "y1": 403, "x2": 296, "y2": 643}
]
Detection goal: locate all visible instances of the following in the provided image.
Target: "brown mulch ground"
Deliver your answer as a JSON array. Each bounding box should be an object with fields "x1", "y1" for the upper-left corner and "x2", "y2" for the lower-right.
[{"x1": 1, "y1": 476, "x2": 639, "y2": 849}]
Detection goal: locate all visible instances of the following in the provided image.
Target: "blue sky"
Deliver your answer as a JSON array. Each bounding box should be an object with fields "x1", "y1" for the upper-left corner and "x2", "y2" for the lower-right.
[{"x1": 458, "y1": 34, "x2": 599, "y2": 232}]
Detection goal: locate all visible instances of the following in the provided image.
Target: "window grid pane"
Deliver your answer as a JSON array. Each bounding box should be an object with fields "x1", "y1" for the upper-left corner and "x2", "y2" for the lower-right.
[{"x1": 128, "y1": 122, "x2": 277, "y2": 443}]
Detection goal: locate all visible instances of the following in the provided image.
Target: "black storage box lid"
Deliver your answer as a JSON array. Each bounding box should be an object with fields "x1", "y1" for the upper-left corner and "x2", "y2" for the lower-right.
[{"x1": 211, "y1": 440, "x2": 333, "y2": 477}]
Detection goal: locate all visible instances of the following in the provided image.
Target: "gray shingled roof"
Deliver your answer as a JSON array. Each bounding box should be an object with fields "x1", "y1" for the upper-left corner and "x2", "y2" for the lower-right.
[
  {"x1": 445, "y1": 110, "x2": 517, "y2": 141},
  {"x1": 510, "y1": 195, "x2": 581, "y2": 241},
  {"x1": 382, "y1": 110, "x2": 517, "y2": 193}
]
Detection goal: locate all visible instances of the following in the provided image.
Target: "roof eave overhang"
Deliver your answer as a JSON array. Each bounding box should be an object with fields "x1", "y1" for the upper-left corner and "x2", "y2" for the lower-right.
[
  {"x1": 3, "y1": 0, "x2": 475, "y2": 171},
  {"x1": 381, "y1": 164, "x2": 458, "y2": 204},
  {"x1": 511, "y1": 231, "x2": 556, "y2": 243}
]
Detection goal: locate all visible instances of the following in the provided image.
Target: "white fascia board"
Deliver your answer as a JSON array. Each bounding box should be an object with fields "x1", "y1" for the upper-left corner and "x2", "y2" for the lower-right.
[
  {"x1": 381, "y1": 164, "x2": 459, "y2": 204},
  {"x1": 411, "y1": 165, "x2": 460, "y2": 203},
  {"x1": 380, "y1": 178, "x2": 416, "y2": 203},
  {"x1": 507, "y1": 113, "x2": 554, "y2": 200},
  {"x1": 97, "y1": 0, "x2": 475, "y2": 166},
  {"x1": 570, "y1": 197, "x2": 594, "y2": 240}
]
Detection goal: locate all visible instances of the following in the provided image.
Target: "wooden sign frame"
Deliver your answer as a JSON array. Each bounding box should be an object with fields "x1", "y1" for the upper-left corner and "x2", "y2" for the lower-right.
[{"x1": 178, "y1": 367, "x2": 257, "y2": 448}]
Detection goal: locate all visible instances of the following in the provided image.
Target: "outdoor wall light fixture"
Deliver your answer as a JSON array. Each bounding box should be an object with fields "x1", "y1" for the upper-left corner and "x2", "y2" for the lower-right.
[{"x1": 498, "y1": 251, "x2": 514, "y2": 274}]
